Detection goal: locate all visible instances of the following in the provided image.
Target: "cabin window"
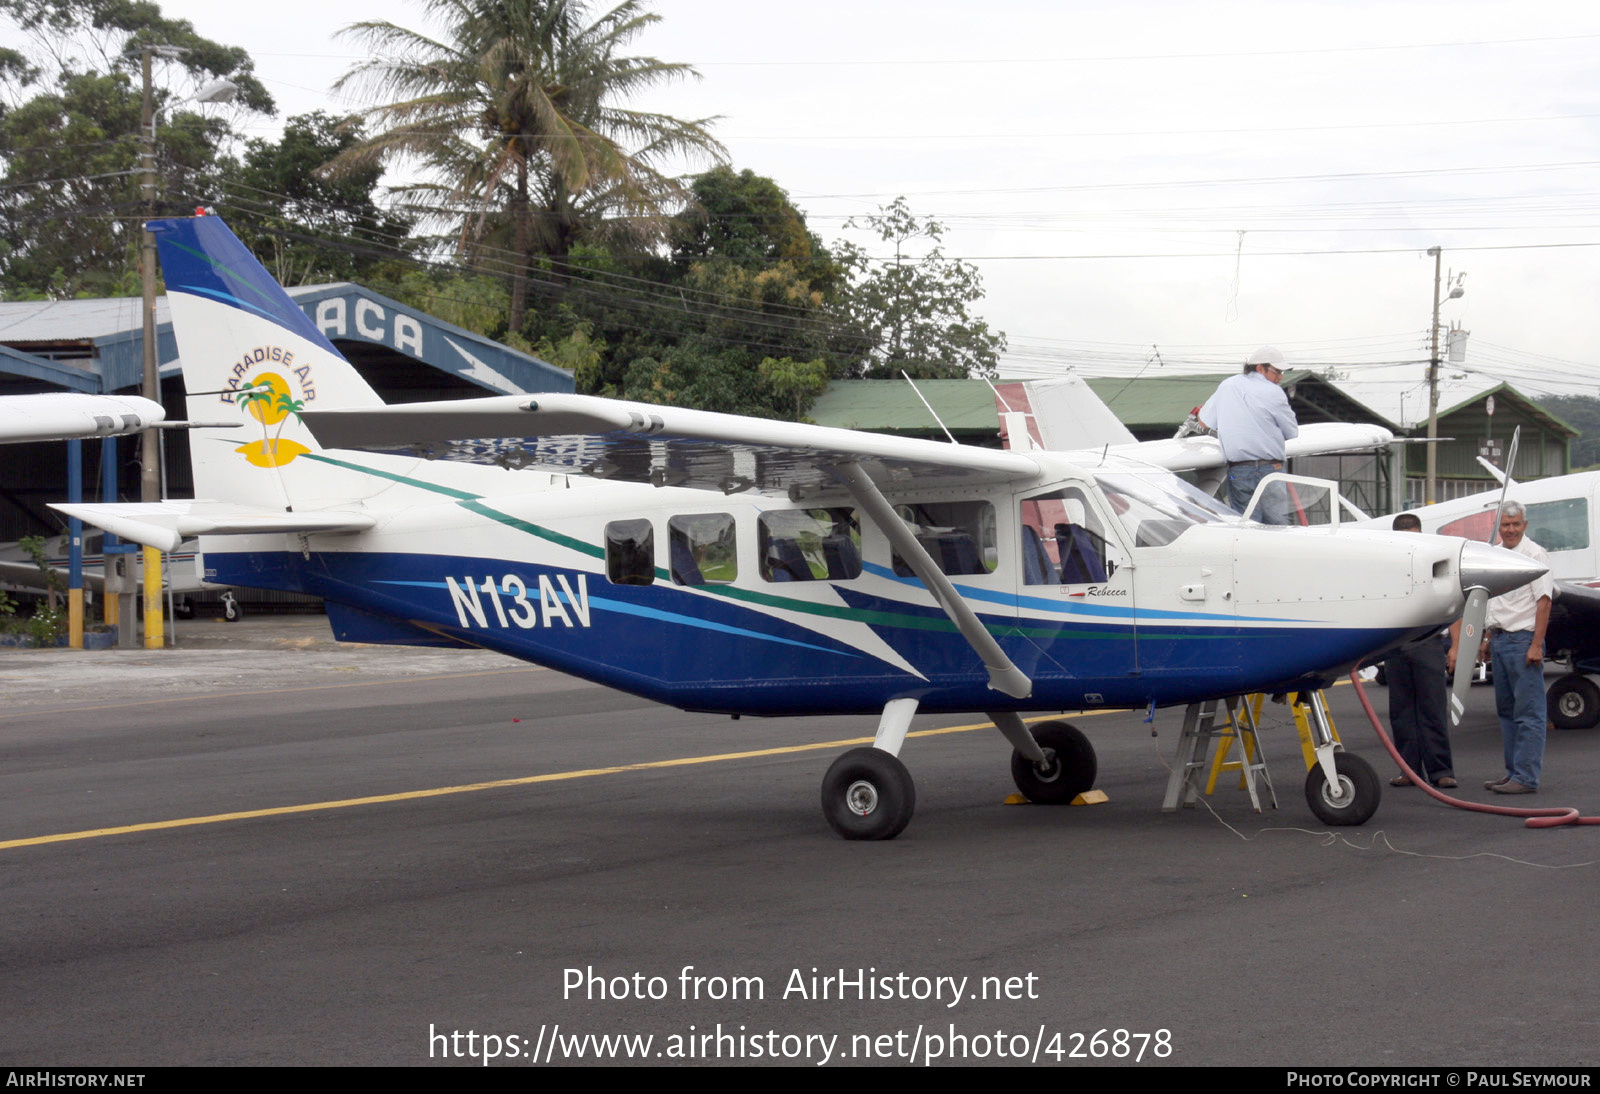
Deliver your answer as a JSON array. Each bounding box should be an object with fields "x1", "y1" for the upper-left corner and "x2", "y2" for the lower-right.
[
  {"x1": 1439, "y1": 498, "x2": 1589, "y2": 551},
  {"x1": 1020, "y1": 486, "x2": 1115, "y2": 584},
  {"x1": 669, "y1": 513, "x2": 738, "y2": 585},
  {"x1": 605, "y1": 519, "x2": 655, "y2": 586},
  {"x1": 890, "y1": 501, "x2": 997, "y2": 577},
  {"x1": 1437, "y1": 511, "x2": 1495, "y2": 541},
  {"x1": 1528, "y1": 498, "x2": 1589, "y2": 552},
  {"x1": 759, "y1": 508, "x2": 862, "y2": 582}
]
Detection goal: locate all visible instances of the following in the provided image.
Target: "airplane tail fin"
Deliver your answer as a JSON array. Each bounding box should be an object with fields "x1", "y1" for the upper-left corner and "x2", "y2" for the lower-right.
[{"x1": 150, "y1": 216, "x2": 384, "y2": 509}]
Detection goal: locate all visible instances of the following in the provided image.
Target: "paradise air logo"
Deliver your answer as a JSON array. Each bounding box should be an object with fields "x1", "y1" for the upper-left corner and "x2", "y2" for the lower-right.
[{"x1": 223, "y1": 348, "x2": 315, "y2": 468}]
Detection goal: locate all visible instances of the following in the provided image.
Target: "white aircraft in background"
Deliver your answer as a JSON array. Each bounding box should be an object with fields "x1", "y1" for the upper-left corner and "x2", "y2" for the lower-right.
[
  {"x1": 54, "y1": 216, "x2": 1545, "y2": 839},
  {"x1": 0, "y1": 531, "x2": 239, "y2": 618},
  {"x1": 1361, "y1": 471, "x2": 1600, "y2": 729},
  {"x1": 0, "y1": 392, "x2": 240, "y2": 612}
]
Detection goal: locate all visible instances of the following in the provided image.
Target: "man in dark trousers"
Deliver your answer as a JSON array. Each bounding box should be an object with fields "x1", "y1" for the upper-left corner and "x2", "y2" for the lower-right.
[{"x1": 1385, "y1": 512, "x2": 1456, "y2": 788}]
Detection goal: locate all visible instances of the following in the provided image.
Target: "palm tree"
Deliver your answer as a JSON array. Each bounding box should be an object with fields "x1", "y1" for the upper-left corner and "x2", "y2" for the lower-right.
[{"x1": 326, "y1": 0, "x2": 726, "y2": 331}]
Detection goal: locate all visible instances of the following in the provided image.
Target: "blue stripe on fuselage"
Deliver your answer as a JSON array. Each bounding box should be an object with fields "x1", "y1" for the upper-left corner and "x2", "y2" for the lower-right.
[{"x1": 204, "y1": 548, "x2": 1410, "y2": 715}]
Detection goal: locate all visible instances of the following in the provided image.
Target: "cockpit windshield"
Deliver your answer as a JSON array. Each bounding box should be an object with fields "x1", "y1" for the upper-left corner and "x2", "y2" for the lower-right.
[{"x1": 1094, "y1": 470, "x2": 1240, "y2": 547}]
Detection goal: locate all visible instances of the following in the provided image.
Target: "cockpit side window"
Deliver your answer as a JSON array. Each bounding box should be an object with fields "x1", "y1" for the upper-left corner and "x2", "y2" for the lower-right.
[
  {"x1": 1021, "y1": 487, "x2": 1114, "y2": 585},
  {"x1": 1093, "y1": 471, "x2": 1234, "y2": 547}
]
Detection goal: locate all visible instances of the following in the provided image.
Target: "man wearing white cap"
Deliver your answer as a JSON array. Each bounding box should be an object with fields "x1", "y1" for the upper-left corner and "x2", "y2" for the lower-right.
[{"x1": 1198, "y1": 346, "x2": 1300, "y2": 524}]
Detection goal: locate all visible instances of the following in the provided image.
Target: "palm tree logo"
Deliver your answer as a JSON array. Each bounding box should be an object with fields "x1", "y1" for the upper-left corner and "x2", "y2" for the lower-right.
[{"x1": 233, "y1": 373, "x2": 311, "y2": 468}]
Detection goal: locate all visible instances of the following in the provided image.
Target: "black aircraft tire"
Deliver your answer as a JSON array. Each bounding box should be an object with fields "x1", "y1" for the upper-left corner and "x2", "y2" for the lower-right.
[
  {"x1": 1010, "y1": 720, "x2": 1097, "y2": 804},
  {"x1": 1304, "y1": 752, "x2": 1381, "y2": 826},
  {"x1": 1547, "y1": 675, "x2": 1600, "y2": 730},
  {"x1": 821, "y1": 747, "x2": 916, "y2": 840}
]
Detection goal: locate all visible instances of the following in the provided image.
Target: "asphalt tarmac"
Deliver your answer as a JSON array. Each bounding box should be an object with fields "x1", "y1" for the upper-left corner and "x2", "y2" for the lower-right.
[{"x1": 2, "y1": 616, "x2": 1597, "y2": 1067}]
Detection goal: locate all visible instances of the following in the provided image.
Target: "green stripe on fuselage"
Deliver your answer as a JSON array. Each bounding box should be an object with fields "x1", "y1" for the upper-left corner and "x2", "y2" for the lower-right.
[{"x1": 309, "y1": 454, "x2": 1128, "y2": 639}]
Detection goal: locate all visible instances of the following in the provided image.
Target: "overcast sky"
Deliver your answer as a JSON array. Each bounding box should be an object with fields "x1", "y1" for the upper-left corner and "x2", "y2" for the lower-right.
[{"x1": 140, "y1": 0, "x2": 1600, "y2": 402}]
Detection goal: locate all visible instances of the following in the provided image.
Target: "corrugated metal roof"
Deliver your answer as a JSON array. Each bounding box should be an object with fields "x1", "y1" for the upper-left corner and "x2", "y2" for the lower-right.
[
  {"x1": 0, "y1": 296, "x2": 168, "y2": 343},
  {"x1": 0, "y1": 284, "x2": 571, "y2": 396},
  {"x1": 0, "y1": 286, "x2": 348, "y2": 345}
]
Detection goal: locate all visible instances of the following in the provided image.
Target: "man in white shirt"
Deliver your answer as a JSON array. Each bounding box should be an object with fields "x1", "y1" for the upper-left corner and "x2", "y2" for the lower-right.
[
  {"x1": 1448, "y1": 501, "x2": 1553, "y2": 794},
  {"x1": 1198, "y1": 346, "x2": 1300, "y2": 524}
]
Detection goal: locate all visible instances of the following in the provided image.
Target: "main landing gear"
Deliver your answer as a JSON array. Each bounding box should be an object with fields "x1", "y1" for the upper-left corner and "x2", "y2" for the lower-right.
[
  {"x1": 819, "y1": 701, "x2": 1100, "y2": 840},
  {"x1": 1548, "y1": 674, "x2": 1600, "y2": 730}
]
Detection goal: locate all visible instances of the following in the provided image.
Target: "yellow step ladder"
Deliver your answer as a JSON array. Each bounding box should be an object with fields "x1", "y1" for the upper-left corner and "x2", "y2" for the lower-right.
[{"x1": 1163, "y1": 691, "x2": 1341, "y2": 813}]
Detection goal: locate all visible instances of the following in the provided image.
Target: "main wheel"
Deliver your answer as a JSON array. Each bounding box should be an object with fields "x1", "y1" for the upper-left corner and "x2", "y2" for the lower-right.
[
  {"x1": 1547, "y1": 675, "x2": 1600, "y2": 730},
  {"x1": 1010, "y1": 720, "x2": 1097, "y2": 804},
  {"x1": 821, "y1": 747, "x2": 916, "y2": 840},
  {"x1": 1304, "y1": 752, "x2": 1381, "y2": 826}
]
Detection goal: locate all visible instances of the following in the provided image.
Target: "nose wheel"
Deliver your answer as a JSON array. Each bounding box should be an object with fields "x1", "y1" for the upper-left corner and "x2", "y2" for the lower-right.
[{"x1": 1304, "y1": 751, "x2": 1380, "y2": 825}]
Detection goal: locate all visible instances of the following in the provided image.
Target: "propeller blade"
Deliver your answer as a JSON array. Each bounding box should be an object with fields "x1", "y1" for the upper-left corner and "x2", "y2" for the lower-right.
[
  {"x1": 1450, "y1": 586, "x2": 1488, "y2": 726},
  {"x1": 1489, "y1": 426, "x2": 1520, "y2": 544}
]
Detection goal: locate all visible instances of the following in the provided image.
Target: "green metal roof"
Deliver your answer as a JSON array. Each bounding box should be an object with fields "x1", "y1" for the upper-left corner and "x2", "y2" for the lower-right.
[
  {"x1": 810, "y1": 372, "x2": 1403, "y2": 437},
  {"x1": 808, "y1": 379, "x2": 1000, "y2": 435},
  {"x1": 1084, "y1": 375, "x2": 1230, "y2": 430}
]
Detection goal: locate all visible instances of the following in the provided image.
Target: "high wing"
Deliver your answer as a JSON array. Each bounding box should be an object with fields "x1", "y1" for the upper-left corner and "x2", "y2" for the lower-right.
[
  {"x1": 1097, "y1": 422, "x2": 1394, "y2": 473},
  {"x1": 0, "y1": 393, "x2": 165, "y2": 444},
  {"x1": 302, "y1": 392, "x2": 1044, "y2": 496},
  {"x1": 304, "y1": 391, "x2": 1047, "y2": 699},
  {"x1": 47, "y1": 500, "x2": 375, "y2": 554}
]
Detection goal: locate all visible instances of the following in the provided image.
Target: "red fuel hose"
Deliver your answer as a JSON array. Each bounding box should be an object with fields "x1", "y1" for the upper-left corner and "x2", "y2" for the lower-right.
[{"x1": 1348, "y1": 668, "x2": 1600, "y2": 828}]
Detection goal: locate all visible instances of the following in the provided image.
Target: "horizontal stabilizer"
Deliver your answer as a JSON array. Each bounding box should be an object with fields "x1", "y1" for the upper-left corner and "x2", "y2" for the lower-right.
[{"x1": 49, "y1": 501, "x2": 375, "y2": 553}]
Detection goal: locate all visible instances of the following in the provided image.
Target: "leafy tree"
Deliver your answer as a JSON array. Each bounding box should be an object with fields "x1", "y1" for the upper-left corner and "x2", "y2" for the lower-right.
[
  {"x1": 672, "y1": 166, "x2": 841, "y2": 292},
  {"x1": 836, "y1": 197, "x2": 1005, "y2": 380},
  {"x1": 0, "y1": 0, "x2": 273, "y2": 297},
  {"x1": 326, "y1": 0, "x2": 725, "y2": 332},
  {"x1": 759, "y1": 356, "x2": 828, "y2": 420},
  {"x1": 213, "y1": 112, "x2": 414, "y2": 287}
]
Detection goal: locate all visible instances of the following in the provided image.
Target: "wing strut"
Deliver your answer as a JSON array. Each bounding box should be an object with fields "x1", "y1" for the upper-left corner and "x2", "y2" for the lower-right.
[{"x1": 831, "y1": 461, "x2": 1032, "y2": 699}]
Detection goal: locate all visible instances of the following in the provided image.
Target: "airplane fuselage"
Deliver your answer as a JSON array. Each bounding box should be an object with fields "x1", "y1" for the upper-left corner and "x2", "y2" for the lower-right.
[{"x1": 197, "y1": 454, "x2": 1467, "y2": 717}]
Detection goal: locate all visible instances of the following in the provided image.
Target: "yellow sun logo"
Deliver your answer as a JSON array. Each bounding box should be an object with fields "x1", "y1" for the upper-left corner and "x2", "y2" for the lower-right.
[{"x1": 235, "y1": 373, "x2": 310, "y2": 467}]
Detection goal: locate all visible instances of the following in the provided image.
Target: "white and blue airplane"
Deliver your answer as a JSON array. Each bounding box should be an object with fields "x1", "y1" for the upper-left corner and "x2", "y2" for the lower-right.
[{"x1": 53, "y1": 216, "x2": 1547, "y2": 839}]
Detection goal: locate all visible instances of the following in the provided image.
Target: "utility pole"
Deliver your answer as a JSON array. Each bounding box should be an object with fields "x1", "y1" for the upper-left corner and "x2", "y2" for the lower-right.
[
  {"x1": 138, "y1": 44, "x2": 169, "y2": 649},
  {"x1": 1426, "y1": 247, "x2": 1442, "y2": 506},
  {"x1": 1424, "y1": 247, "x2": 1466, "y2": 507}
]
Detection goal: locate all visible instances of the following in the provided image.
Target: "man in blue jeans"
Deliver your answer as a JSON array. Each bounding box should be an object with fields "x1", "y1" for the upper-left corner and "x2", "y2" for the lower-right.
[
  {"x1": 1198, "y1": 346, "x2": 1300, "y2": 524},
  {"x1": 1449, "y1": 501, "x2": 1553, "y2": 794}
]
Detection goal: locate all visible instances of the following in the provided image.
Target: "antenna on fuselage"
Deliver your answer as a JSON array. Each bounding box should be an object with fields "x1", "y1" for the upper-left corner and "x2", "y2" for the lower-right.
[{"x1": 901, "y1": 370, "x2": 958, "y2": 445}]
